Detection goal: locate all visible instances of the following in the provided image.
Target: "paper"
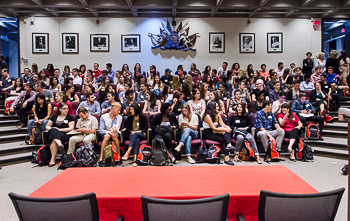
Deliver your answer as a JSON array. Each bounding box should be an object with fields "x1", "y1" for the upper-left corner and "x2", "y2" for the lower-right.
[{"x1": 299, "y1": 113, "x2": 314, "y2": 118}]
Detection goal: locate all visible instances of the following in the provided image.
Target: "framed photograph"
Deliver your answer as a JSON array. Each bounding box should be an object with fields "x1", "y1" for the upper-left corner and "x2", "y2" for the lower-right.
[
  {"x1": 121, "y1": 34, "x2": 141, "y2": 52},
  {"x1": 90, "y1": 34, "x2": 109, "y2": 52},
  {"x1": 267, "y1": 32, "x2": 283, "y2": 53},
  {"x1": 209, "y1": 32, "x2": 225, "y2": 53},
  {"x1": 62, "y1": 33, "x2": 79, "y2": 54},
  {"x1": 239, "y1": 33, "x2": 255, "y2": 53},
  {"x1": 32, "y1": 33, "x2": 49, "y2": 54}
]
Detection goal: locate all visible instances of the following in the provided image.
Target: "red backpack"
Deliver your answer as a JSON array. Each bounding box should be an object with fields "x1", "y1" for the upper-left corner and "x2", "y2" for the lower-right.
[
  {"x1": 239, "y1": 141, "x2": 255, "y2": 161},
  {"x1": 264, "y1": 140, "x2": 280, "y2": 162},
  {"x1": 296, "y1": 140, "x2": 304, "y2": 160},
  {"x1": 137, "y1": 144, "x2": 152, "y2": 165},
  {"x1": 306, "y1": 123, "x2": 320, "y2": 140}
]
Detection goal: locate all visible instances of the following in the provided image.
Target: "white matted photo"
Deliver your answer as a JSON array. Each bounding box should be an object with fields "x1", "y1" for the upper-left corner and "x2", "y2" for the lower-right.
[
  {"x1": 32, "y1": 33, "x2": 49, "y2": 54},
  {"x1": 122, "y1": 34, "x2": 140, "y2": 52},
  {"x1": 267, "y1": 32, "x2": 283, "y2": 53},
  {"x1": 209, "y1": 32, "x2": 225, "y2": 53},
  {"x1": 62, "y1": 33, "x2": 79, "y2": 54},
  {"x1": 90, "y1": 34, "x2": 109, "y2": 52},
  {"x1": 239, "y1": 33, "x2": 255, "y2": 53}
]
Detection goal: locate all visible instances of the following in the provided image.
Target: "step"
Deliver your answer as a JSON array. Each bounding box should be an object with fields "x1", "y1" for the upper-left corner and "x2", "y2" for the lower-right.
[
  {"x1": 304, "y1": 137, "x2": 347, "y2": 150},
  {"x1": 0, "y1": 141, "x2": 40, "y2": 156},
  {"x1": 0, "y1": 134, "x2": 27, "y2": 144},
  {"x1": 0, "y1": 120, "x2": 20, "y2": 127},
  {"x1": 323, "y1": 122, "x2": 348, "y2": 132},
  {"x1": 0, "y1": 114, "x2": 19, "y2": 121},
  {"x1": 312, "y1": 147, "x2": 348, "y2": 160},
  {"x1": 0, "y1": 126, "x2": 27, "y2": 136},
  {"x1": 328, "y1": 111, "x2": 338, "y2": 117},
  {"x1": 0, "y1": 152, "x2": 32, "y2": 165},
  {"x1": 321, "y1": 130, "x2": 347, "y2": 139}
]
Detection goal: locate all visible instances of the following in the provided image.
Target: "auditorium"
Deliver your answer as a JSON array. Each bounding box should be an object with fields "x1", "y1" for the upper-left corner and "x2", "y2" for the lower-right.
[{"x1": 0, "y1": 0, "x2": 349, "y2": 220}]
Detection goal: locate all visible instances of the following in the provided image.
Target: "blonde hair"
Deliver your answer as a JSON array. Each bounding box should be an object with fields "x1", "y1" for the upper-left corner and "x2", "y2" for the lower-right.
[
  {"x1": 330, "y1": 50, "x2": 338, "y2": 59},
  {"x1": 238, "y1": 69, "x2": 248, "y2": 79},
  {"x1": 184, "y1": 74, "x2": 193, "y2": 90},
  {"x1": 111, "y1": 102, "x2": 121, "y2": 109},
  {"x1": 182, "y1": 102, "x2": 192, "y2": 122},
  {"x1": 172, "y1": 75, "x2": 180, "y2": 91},
  {"x1": 317, "y1": 52, "x2": 325, "y2": 59}
]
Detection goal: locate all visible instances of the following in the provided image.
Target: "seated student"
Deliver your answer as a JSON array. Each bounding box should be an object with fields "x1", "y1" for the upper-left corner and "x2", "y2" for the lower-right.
[
  {"x1": 143, "y1": 91, "x2": 161, "y2": 116},
  {"x1": 326, "y1": 66, "x2": 339, "y2": 84},
  {"x1": 188, "y1": 88, "x2": 205, "y2": 119},
  {"x1": 310, "y1": 82, "x2": 328, "y2": 116},
  {"x1": 160, "y1": 68, "x2": 173, "y2": 86},
  {"x1": 311, "y1": 66, "x2": 322, "y2": 83},
  {"x1": 228, "y1": 103, "x2": 262, "y2": 164},
  {"x1": 218, "y1": 82, "x2": 231, "y2": 104},
  {"x1": 251, "y1": 91, "x2": 265, "y2": 113},
  {"x1": 255, "y1": 100, "x2": 285, "y2": 162},
  {"x1": 26, "y1": 94, "x2": 51, "y2": 143},
  {"x1": 122, "y1": 104, "x2": 148, "y2": 166},
  {"x1": 282, "y1": 68, "x2": 294, "y2": 89},
  {"x1": 291, "y1": 93, "x2": 324, "y2": 138},
  {"x1": 269, "y1": 81, "x2": 282, "y2": 102},
  {"x1": 210, "y1": 69, "x2": 219, "y2": 88},
  {"x1": 8, "y1": 83, "x2": 35, "y2": 119},
  {"x1": 137, "y1": 82, "x2": 148, "y2": 102},
  {"x1": 5, "y1": 78, "x2": 24, "y2": 108},
  {"x1": 200, "y1": 82, "x2": 211, "y2": 101},
  {"x1": 0, "y1": 68, "x2": 15, "y2": 92},
  {"x1": 101, "y1": 92, "x2": 116, "y2": 114},
  {"x1": 98, "y1": 102, "x2": 123, "y2": 166},
  {"x1": 72, "y1": 68, "x2": 82, "y2": 85},
  {"x1": 54, "y1": 92, "x2": 73, "y2": 115},
  {"x1": 96, "y1": 70, "x2": 110, "y2": 86},
  {"x1": 96, "y1": 76, "x2": 110, "y2": 93},
  {"x1": 278, "y1": 103, "x2": 303, "y2": 161},
  {"x1": 65, "y1": 84, "x2": 79, "y2": 103},
  {"x1": 300, "y1": 75, "x2": 315, "y2": 91},
  {"x1": 175, "y1": 103, "x2": 198, "y2": 164},
  {"x1": 151, "y1": 103, "x2": 178, "y2": 163},
  {"x1": 232, "y1": 81, "x2": 251, "y2": 104},
  {"x1": 45, "y1": 102, "x2": 75, "y2": 167},
  {"x1": 83, "y1": 84, "x2": 99, "y2": 102},
  {"x1": 203, "y1": 101, "x2": 234, "y2": 165},
  {"x1": 49, "y1": 76, "x2": 61, "y2": 92},
  {"x1": 121, "y1": 89, "x2": 139, "y2": 116},
  {"x1": 169, "y1": 91, "x2": 185, "y2": 117},
  {"x1": 76, "y1": 93, "x2": 101, "y2": 116},
  {"x1": 216, "y1": 76, "x2": 229, "y2": 92},
  {"x1": 68, "y1": 107, "x2": 98, "y2": 154},
  {"x1": 287, "y1": 80, "x2": 301, "y2": 100},
  {"x1": 252, "y1": 79, "x2": 269, "y2": 101},
  {"x1": 21, "y1": 68, "x2": 33, "y2": 84},
  {"x1": 151, "y1": 75, "x2": 162, "y2": 96},
  {"x1": 229, "y1": 90, "x2": 248, "y2": 114},
  {"x1": 329, "y1": 83, "x2": 341, "y2": 110},
  {"x1": 181, "y1": 83, "x2": 192, "y2": 102},
  {"x1": 294, "y1": 67, "x2": 304, "y2": 83},
  {"x1": 266, "y1": 71, "x2": 278, "y2": 92},
  {"x1": 208, "y1": 91, "x2": 226, "y2": 117},
  {"x1": 82, "y1": 75, "x2": 98, "y2": 92},
  {"x1": 272, "y1": 91, "x2": 287, "y2": 114}
]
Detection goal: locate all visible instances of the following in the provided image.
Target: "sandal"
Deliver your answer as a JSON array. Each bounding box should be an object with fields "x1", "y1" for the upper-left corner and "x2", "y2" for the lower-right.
[
  {"x1": 122, "y1": 152, "x2": 130, "y2": 161},
  {"x1": 233, "y1": 155, "x2": 241, "y2": 162}
]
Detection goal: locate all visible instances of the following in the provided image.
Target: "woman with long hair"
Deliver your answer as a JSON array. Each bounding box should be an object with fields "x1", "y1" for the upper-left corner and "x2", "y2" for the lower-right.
[
  {"x1": 172, "y1": 75, "x2": 180, "y2": 91},
  {"x1": 229, "y1": 90, "x2": 248, "y2": 114},
  {"x1": 65, "y1": 84, "x2": 79, "y2": 103},
  {"x1": 143, "y1": 91, "x2": 161, "y2": 116},
  {"x1": 203, "y1": 101, "x2": 234, "y2": 165},
  {"x1": 54, "y1": 91, "x2": 73, "y2": 115},
  {"x1": 122, "y1": 104, "x2": 148, "y2": 166},
  {"x1": 192, "y1": 69, "x2": 201, "y2": 86},
  {"x1": 326, "y1": 49, "x2": 340, "y2": 74},
  {"x1": 46, "y1": 63, "x2": 54, "y2": 77},
  {"x1": 189, "y1": 63, "x2": 197, "y2": 77},
  {"x1": 231, "y1": 62, "x2": 240, "y2": 76},
  {"x1": 97, "y1": 76, "x2": 110, "y2": 92},
  {"x1": 184, "y1": 75, "x2": 193, "y2": 91},
  {"x1": 121, "y1": 63, "x2": 130, "y2": 75},
  {"x1": 250, "y1": 70, "x2": 262, "y2": 85},
  {"x1": 161, "y1": 84, "x2": 173, "y2": 103},
  {"x1": 339, "y1": 50, "x2": 349, "y2": 86},
  {"x1": 188, "y1": 88, "x2": 206, "y2": 119},
  {"x1": 151, "y1": 75, "x2": 162, "y2": 96},
  {"x1": 227, "y1": 70, "x2": 235, "y2": 85},
  {"x1": 181, "y1": 83, "x2": 192, "y2": 102},
  {"x1": 45, "y1": 102, "x2": 75, "y2": 166},
  {"x1": 278, "y1": 103, "x2": 303, "y2": 161},
  {"x1": 49, "y1": 76, "x2": 61, "y2": 92},
  {"x1": 208, "y1": 91, "x2": 226, "y2": 117},
  {"x1": 39, "y1": 69, "x2": 48, "y2": 85},
  {"x1": 228, "y1": 103, "x2": 262, "y2": 164},
  {"x1": 116, "y1": 75, "x2": 125, "y2": 93},
  {"x1": 84, "y1": 84, "x2": 98, "y2": 101},
  {"x1": 32, "y1": 63, "x2": 39, "y2": 75},
  {"x1": 175, "y1": 103, "x2": 198, "y2": 164},
  {"x1": 63, "y1": 65, "x2": 71, "y2": 78},
  {"x1": 310, "y1": 82, "x2": 328, "y2": 116},
  {"x1": 5, "y1": 78, "x2": 24, "y2": 108},
  {"x1": 282, "y1": 68, "x2": 294, "y2": 89},
  {"x1": 134, "y1": 63, "x2": 145, "y2": 77},
  {"x1": 26, "y1": 94, "x2": 52, "y2": 143},
  {"x1": 203, "y1": 65, "x2": 211, "y2": 75},
  {"x1": 79, "y1": 64, "x2": 86, "y2": 76},
  {"x1": 147, "y1": 68, "x2": 156, "y2": 86},
  {"x1": 247, "y1": 64, "x2": 254, "y2": 78},
  {"x1": 200, "y1": 82, "x2": 210, "y2": 101}
]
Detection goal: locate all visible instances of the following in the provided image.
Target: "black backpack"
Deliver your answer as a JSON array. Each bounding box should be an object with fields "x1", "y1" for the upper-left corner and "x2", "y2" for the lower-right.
[
  {"x1": 58, "y1": 153, "x2": 77, "y2": 170},
  {"x1": 137, "y1": 144, "x2": 152, "y2": 165},
  {"x1": 206, "y1": 144, "x2": 221, "y2": 164},
  {"x1": 195, "y1": 141, "x2": 208, "y2": 163},
  {"x1": 150, "y1": 138, "x2": 172, "y2": 166},
  {"x1": 75, "y1": 144, "x2": 98, "y2": 167},
  {"x1": 302, "y1": 143, "x2": 314, "y2": 161},
  {"x1": 306, "y1": 124, "x2": 320, "y2": 140},
  {"x1": 32, "y1": 145, "x2": 51, "y2": 166}
]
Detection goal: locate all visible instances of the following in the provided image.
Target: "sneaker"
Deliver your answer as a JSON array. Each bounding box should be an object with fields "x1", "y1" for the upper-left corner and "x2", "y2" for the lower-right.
[
  {"x1": 175, "y1": 144, "x2": 181, "y2": 152},
  {"x1": 187, "y1": 157, "x2": 195, "y2": 164},
  {"x1": 172, "y1": 156, "x2": 176, "y2": 164}
]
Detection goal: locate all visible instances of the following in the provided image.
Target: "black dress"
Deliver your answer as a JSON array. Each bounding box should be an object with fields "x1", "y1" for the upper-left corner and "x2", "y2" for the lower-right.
[{"x1": 45, "y1": 115, "x2": 74, "y2": 146}]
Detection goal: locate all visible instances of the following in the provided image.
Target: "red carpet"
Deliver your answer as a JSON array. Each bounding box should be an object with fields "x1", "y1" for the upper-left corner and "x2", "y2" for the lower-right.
[{"x1": 30, "y1": 165, "x2": 317, "y2": 221}]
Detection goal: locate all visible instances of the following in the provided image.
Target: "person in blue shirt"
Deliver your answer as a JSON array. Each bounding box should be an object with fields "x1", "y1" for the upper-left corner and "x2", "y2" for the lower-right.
[
  {"x1": 101, "y1": 91, "x2": 116, "y2": 114},
  {"x1": 106, "y1": 63, "x2": 115, "y2": 83},
  {"x1": 326, "y1": 66, "x2": 339, "y2": 84},
  {"x1": 76, "y1": 93, "x2": 101, "y2": 116},
  {"x1": 255, "y1": 100, "x2": 285, "y2": 162},
  {"x1": 20, "y1": 68, "x2": 33, "y2": 84},
  {"x1": 0, "y1": 69, "x2": 15, "y2": 92}
]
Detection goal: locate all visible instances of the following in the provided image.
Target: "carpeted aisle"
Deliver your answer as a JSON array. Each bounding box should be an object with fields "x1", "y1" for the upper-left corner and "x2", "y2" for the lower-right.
[{"x1": 30, "y1": 165, "x2": 317, "y2": 221}]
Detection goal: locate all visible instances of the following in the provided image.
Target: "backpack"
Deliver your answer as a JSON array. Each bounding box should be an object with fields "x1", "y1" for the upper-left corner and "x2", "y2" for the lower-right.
[
  {"x1": 136, "y1": 144, "x2": 152, "y2": 165},
  {"x1": 306, "y1": 123, "x2": 320, "y2": 140},
  {"x1": 264, "y1": 140, "x2": 280, "y2": 162},
  {"x1": 4, "y1": 100, "x2": 14, "y2": 114},
  {"x1": 195, "y1": 141, "x2": 208, "y2": 163},
  {"x1": 206, "y1": 144, "x2": 221, "y2": 164},
  {"x1": 28, "y1": 124, "x2": 43, "y2": 145},
  {"x1": 75, "y1": 144, "x2": 98, "y2": 167},
  {"x1": 150, "y1": 138, "x2": 172, "y2": 166},
  {"x1": 324, "y1": 114, "x2": 334, "y2": 123},
  {"x1": 302, "y1": 143, "x2": 314, "y2": 161},
  {"x1": 32, "y1": 145, "x2": 51, "y2": 166},
  {"x1": 58, "y1": 153, "x2": 77, "y2": 170},
  {"x1": 103, "y1": 142, "x2": 121, "y2": 167},
  {"x1": 239, "y1": 140, "x2": 255, "y2": 161}
]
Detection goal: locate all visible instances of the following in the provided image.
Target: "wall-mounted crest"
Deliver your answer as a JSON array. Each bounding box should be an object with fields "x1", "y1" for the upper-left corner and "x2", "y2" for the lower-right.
[{"x1": 148, "y1": 20, "x2": 200, "y2": 51}]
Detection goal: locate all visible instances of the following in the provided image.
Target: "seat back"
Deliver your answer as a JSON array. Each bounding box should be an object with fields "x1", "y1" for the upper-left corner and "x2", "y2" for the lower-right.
[
  {"x1": 227, "y1": 114, "x2": 234, "y2": 128},
  {"x1": 71, "y1": 102, "x2": 79, "y2": 114},
  {"x1": 304, "y1": 90, "x2": 311, "y2": 101},
  {"x1": 8, "y1": 192, "x2": 99, "y2": 221},
  {"x1": 74, "y1": 84, "x2": 82, "y2": 92},
  {"x1": 258, "y1": 188, "x2": 345, "y2": 221},
  {"x1": 251, "y1": 113, "x2": 255, "y2": 127},
  {"x1": 50, "y1": 102, "x2": 57, "y2": 116},
  {"x1": 141, "y1": 194, "x2": 230, "y2": 221}
]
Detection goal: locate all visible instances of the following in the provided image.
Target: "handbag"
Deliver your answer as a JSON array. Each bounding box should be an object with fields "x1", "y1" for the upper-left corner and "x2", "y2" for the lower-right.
[
  {"x1": 154, "y1": 125, "x2": 173, "y2": 135},
  {"x1": 233, "y1": 129, "x2": 248, "y2": 136}
]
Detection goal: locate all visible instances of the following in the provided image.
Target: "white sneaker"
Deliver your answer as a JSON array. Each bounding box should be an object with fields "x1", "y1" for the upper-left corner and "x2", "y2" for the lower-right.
[
  {"x1": 187, "y1": 157, "x2": 195, "y2": 164},
  {"x1": 175, "y1": 145, "x2": 181, "y2": 152}
]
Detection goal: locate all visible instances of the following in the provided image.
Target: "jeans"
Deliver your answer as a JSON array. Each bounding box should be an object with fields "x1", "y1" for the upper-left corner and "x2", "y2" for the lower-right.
[
  {"x1": 68, "y1": 133, "x2": 96, "y2": 154},
  {"x1": 27, "y1": 119, "x2": 49, "y2": 136},
  {"x1": 180, "y1": 129, "x2": 198, "y2": 156},
  {"x1": 129, "y1": 132, "x2": 147, "y2": 154}
]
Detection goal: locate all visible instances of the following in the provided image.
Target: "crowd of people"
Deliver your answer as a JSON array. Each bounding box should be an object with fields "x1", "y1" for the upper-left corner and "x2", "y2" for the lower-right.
[{"x1": 1, "y1": 49, "x2": 349, "y2": 167}]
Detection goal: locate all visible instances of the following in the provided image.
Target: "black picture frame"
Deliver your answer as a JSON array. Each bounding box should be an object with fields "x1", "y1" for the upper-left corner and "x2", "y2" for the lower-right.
[
  {"x1": 32, "y1": 33, "x2": 49, "y2": 54},
  {"x1": 62, "y1": 33, "x2": 79, "y2": 54},
  {"x1": 239, "y1": 33, "x2": 255, "y2": 53},
  {"x1": 121, "y1": 34, "x2": 141, "y2": 52},
  {"x1": 90, "y1": 34, "x2": 110, "y2": 52},
  {"x1": 209, "y1": 32, "x2": 225, "y2": 53},
  {"x1": 267, "y1": 32, "x2": 283, "y2": 53}
]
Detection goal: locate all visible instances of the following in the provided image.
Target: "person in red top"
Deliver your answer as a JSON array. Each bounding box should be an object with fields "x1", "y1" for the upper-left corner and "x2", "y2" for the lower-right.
[
  {"x1": 92, "y1": 63, "x2": 102, "y2": 78},
  {"x1": 278, "y1": 103, "x2": 303, "y2": 161}
]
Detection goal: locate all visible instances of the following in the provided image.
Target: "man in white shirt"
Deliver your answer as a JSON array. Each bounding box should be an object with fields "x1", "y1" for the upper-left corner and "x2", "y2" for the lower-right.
[
  {"x1": 54, "y1": 68, "x2": 64, "y2": 85},
  {"x1": 217, "y1": 62, "x2": 228, "y2": 78},
  {"x1": 72, "y1": 68, "x2": 82, "y2": 85},
  {"x1": 300, "y1": 76, "x2": 315, "y2": 91},
  {"x1": 275, "y1": 62, "x2": 284, "y2": 78}
]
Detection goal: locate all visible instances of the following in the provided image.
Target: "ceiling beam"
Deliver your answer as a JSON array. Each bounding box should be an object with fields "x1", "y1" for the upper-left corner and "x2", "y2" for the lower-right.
[
  {"x1": 285, "y1": 0, "x2": 315, "y2": 17},
  {"x1": 125, "y1": 0, "x2": 137, "y2": 17},
  {"x1": 248, "y1": 0, "x2": 270, "y2": 18},
  {"x1": 322, "y1": 9, "x2": 342, "y2": 17},
  {"x1": 78, "y1": 0, "x2": 98, "y2": 17},
  {"x1": 211, "y1": 0, "x2": 225, "y2": 17},
  {"x1": 31, "y1": 0, "x2": 59, "y2": 16},
  {"x1": 172, "y1": 0, "x2": 178, "y2": 18}
]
